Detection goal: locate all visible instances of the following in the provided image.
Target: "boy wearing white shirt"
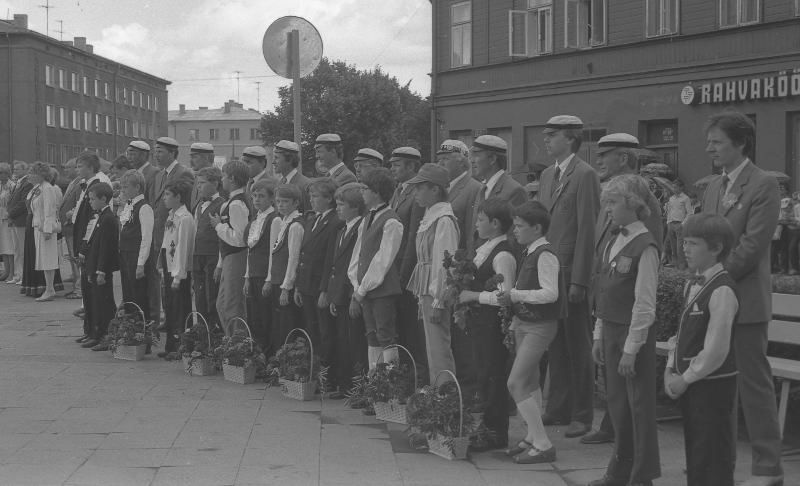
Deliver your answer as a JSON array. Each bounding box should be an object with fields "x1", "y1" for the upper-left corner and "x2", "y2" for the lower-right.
[
  {"x1": 193, "y1": 167, "x2": 226, "y2": 330},
  {"x1": 118, "y1": 170, "x2": 154, "y2": 324}
]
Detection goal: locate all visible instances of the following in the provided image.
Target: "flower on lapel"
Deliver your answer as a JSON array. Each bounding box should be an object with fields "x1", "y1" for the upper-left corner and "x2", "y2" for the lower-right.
[
  {"x1": 722, "y1": 193, "x2": 739, "y2": 210},
  {"x1": 165, "y1": 218, "x2": 175, "y2": 231}
]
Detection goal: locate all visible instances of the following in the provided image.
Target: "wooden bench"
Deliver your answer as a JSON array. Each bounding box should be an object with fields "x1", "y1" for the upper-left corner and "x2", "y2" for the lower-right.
[{"x1": 657, "y1": 293, "x2": 800, "y2": 438}]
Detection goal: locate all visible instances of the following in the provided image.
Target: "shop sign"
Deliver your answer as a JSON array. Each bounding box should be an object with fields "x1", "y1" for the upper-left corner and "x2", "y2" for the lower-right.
[{"x1": 681, "y1": 68, "x2": 800, "y2": 105}]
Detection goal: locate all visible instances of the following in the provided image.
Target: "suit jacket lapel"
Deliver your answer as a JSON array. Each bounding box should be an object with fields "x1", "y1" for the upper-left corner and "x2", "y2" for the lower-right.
[
  {"x1": 723, "y1": 163, "x2": 753, "y2": 216},
  {"x1": 335, "y1": 221, "x2": 359, "y2": 260},
  {"x1": 449, "y1": 174, "x2": 467, "y2": 202},
  {"x1": 548, "y1": 158, "x2": 577, "y2": 212}
]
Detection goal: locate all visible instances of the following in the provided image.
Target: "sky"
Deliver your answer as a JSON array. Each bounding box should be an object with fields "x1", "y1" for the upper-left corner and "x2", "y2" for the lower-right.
[{"x1": 1, "y1": 0, "x2": 432, "y2": 112}]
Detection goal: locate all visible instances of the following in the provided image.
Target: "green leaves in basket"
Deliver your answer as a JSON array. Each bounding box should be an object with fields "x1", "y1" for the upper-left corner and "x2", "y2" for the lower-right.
[
  {"x1": 106, "y1": 307, "x2": 159, "y2": 353},
  {"x1": 407, "y1": 381, "x2": 477, "y2": 439}
]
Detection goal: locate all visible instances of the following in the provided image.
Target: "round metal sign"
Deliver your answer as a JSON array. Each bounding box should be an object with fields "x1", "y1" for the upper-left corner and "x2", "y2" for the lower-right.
[
  {"x1": 263, "y1": 16, "x2": 323, "y2": 79},
  {"x1": 680, "y1": 85, "x2": 696, "y2": 105}
]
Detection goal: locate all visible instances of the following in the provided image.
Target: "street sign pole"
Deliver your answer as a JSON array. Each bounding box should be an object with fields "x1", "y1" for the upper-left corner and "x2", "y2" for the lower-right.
[{"x1": 289, "y1": 29, "x2": 302, "y2": 147}]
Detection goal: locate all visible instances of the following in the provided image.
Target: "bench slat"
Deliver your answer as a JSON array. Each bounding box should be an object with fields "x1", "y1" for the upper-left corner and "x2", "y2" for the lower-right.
[
  {"x1": 772, "y1": 293, "x2": 800, "y2": 322},
  {"x1": 768, "y1": 357, "x2": 800, "y2": 381},
  {"x1": 769, "y1": 320, "x2": 800, "y2": 346}
]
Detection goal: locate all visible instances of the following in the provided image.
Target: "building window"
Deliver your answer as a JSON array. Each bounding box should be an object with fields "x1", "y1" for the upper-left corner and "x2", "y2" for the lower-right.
[
  {"x1": 58, "y1": 69, "x2": 67, "y2": 89},
  {"x1": 84, "y1": 112, "x2": 91, "y2": 132},
  {"x1": 720, "y1": 0, "x2": 759, "y2": 27},
  {"x1": 46, "y1": 105, "x2": 56, "y2": 127},
  {"x1": 94, "y1": 79, "x2": 100, "y2": 97},
  {"x1": 45, "y1": 65, "x2": 55, "y2": 87},
  {"x1": 796, "y1": 0, "x2": 800, "y2": 16},
  {"x1": 71, "y1": 72, "x2": 79, "y2": 92},
  {"x1": 60, "y1": 145, "x2": 69, "y2": 165},
  {"x1": 105, "y1": 115, "x2": 112, "y2": 134},
  {"x1": 230, "y1": 128, "x2": 240, "y2": 140},
  {"x1": 509, "y1": 0, "x2": 553, "y2": 57},
  {"x1": 95, "y1": 114, "x2": 102, "y2": 133},
  {"x1": 82, "y1": 76, "x2": 89, "y2": 95},
  {"x1": 209, "y1": 128, "x2": 219, "y2": 140},
  {"x1": 123, "y1": 87, "x2": 128, "y2": 105},
  {"x1": 139, "y1": 92, "x2": 144, "y2": 108},
  {"x1": 450, "y1": 1, "x2": 472, "y2": 67},
  {"x1": 72, "y1": 109, "x2": 80, "y2": 130},
  {"x1": 59, "y1": 107, "x2": 67, "y2": 128},
  {"x1": 189, "y1": 129, "x2": 200, "y2": 142},
  {"x1": 132, "y1": 121, "x2": 139, "y2": 137},
  {"x1": 124, "y1": 119, "x2": 131, "y2": 136},
  {"x1": 154, "y1": 96, "x2": 159, "y2": 112},
  {"x1": 250, "y1": 128, "x2": 259, "y2": 140},
  {"x1": 146, "y1": 94, "x2": 151, "y2": 110},
  {"x1": 104, "y1": 82, "x2": 110, "y2": 101},
  {"x1": 131, "y1": 90, "x2": 137, "y2": 107},
  {"x1": 46, "y1": 144, "x2": 57, "y2": 165},
  {"x1": 564, "y1": 0, "x2": 606, "y2": 48},
  {"x1": 646, "y1": 0, "x2": 679, "y2": 36}
]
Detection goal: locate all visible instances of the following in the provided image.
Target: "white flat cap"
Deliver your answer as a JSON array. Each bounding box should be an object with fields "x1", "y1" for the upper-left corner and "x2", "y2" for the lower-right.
[
  {"x1": 354, "y1": 148, "x2": 384, "y2": 162},
  {"x1": 128, "y1": 140, "x2": 151, "y2": 151},
  {"x1": 390, "y1": 147, "x2": 422, "y2": 160},
  {"x1": 472, "y1": 135, "x2": 507, "y2": 154},
  {"x1": 156, "y1": 136, "x2": 179, "y2": 148},
  {"x1": 315, "y1": 133, "x2": 342, "y2": 145},
  {"x1": 190, "y1": 142, "x2": 214, "y2": 154},
  {"x1": 242, "y1": 146, "x2": 267, "y2": 158},
  {"x1": 543, "y1": 115, "x2": 584, "y2": 133},
  {"x1": 274, "y1": 140, "x2": 300, "y2": 154},
  {"x1": 437, "y1": 139, "x2": 469, "y2": 156},
  {"x1": 596, "y1": 133, "x2": 639, "y2": 154}
]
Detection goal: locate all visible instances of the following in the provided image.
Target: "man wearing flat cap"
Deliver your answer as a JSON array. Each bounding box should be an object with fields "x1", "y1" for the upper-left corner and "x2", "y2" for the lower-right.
[
  {"x1": 466, "y1": 135, "x2": 527, "y2": 256},
  {"x1": 126, "y1": 141, "x2": 158, "y2": 203},
  {"x1": 437, "y1": 140, "x2": 483, "y2": 249},
  {"x1": 536, "y1": 115, "x2": 601, "y2": 438},
  {"x1": 273, "y1": 140, "x2": 311, "y2": 212},
  {"x1": 151, "y1": 137, "x2": 195, "y2": 337},
  {"x1": 582, "y1": 133, "x2": 663, "y2": 446},
  {"x1": 242, "y1": 145, "x2": 271, "y2": 194},
  {"x1": 354, "y1": 148, "x2": 383, "y2": 182},
  {"x1": 315, "y1": 133, "x2": 356, "y2": 186},
  {"x1": 189, "y1": 142, "x2": 215, "y2": 211}
]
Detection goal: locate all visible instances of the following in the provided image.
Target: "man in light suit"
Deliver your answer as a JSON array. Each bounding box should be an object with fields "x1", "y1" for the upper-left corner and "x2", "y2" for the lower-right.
[
  {"x1": 465, "y1": 135, "x2": 527, "y2": 257},
  {"x1": 273, "y1": 140, "x2": 311, "y2": 213},
  {"x1": 243, "y1": 145, "x2": 270, "y2": 195},
  {"x1": 536, "y1": 115, "x2": 600, "y2": 438},
  {"x1": 583, "y1": 133, "x2": 664, "y2": 446},
  {"x1": 151, "y1": 137, "x2": 195, "y2": 334},
  {"x1": 315, "y1": 133, "x2": 357, "y2": 186},
  {"x1": 700, "y1": 111, "x2": 783, "y2": 486},
  {"x1": 437, "y1": 140, "x2": 483, "y2": 249}
]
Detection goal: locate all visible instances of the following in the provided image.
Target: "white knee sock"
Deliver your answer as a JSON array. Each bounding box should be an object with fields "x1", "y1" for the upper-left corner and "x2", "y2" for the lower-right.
[
  {"x1": 368, "y1": 346, "x2": 383, "y2": 370},
  {"x1": 516, "y1": 394, "x2": 552, "y2": 451}
]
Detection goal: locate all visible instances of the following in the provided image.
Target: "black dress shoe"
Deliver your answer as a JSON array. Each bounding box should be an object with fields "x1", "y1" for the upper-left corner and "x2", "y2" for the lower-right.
[
  {"x1": 91, "y1": 343, "x2": 109, "y2": 351},
  {"x1": 80, "y1": 339, "x2": 99, "y2": 348},
  {"x1": 75, "y1": 335, "x2": 89, "y2": 343},
  {"x1": 581, "y1": 429, "x2": 614, "y2": 444},
  {"x1": 587, "y1": 476, "x2": 628, "y2": 486},
  {"x1": 565, "y1": 421, "x2": 591, "y2": 438},
  {"x1": 541, "y1": 413, "x2": 568, "y2": 426}
]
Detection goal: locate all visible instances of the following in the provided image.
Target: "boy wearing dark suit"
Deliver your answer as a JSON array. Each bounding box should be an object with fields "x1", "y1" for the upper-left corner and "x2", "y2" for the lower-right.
[
  {"x1": 295, "y1": 178, "x2": 344, "y2": 378},
  {"x1": 79, "y1": 182, "x2": 119, "y2": 350}
]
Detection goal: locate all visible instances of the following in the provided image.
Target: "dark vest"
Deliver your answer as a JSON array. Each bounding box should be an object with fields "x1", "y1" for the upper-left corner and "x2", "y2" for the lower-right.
[
  {"x1": 270, "y1": 215, "x2": 304, "y2": 286},
  {"x1": 514, "y1": 243, "x2": 561, "y2": 322},
  {"x1": 674, "y1": 271, "x2": 738, "y2": 380},
  {"x1": 595, "y1": 231, "x2": 657, "y2": 325},
  {"x1": 219, "y1": 193, "x2": 250, "y2": 258},
  {"x1": 247, "y1": 211, "x2": 279, "y2": 278},
  {"x1": 357, "y1": 208, "x2": 402, "y2": 298},
  {"x1": 195, "y1": 197, "x2": 225, "y2": 256},
  {"x1": 470, "y1": 239, "x2": 512, "y2": 325},
  {"x1": 119, "y1": 199, "x2": 147, "y2": 253}
]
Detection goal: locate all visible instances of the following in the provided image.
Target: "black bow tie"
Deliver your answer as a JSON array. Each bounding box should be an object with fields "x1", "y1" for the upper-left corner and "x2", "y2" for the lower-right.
[
  {"x1": 688, "y1": 274, "x2": 706, "y2": 286},
  {"x1": 611, "y1": 226, "x2": 629, "y2": 236},
  {"x1": 80, "y1": 181, "x2": 87, "y2": 190}
]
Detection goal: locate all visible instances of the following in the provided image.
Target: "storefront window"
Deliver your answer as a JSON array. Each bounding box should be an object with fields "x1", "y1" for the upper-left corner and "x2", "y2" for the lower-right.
[{"x1": 451, "y1": 2, "x2": 472, "y2": 68}]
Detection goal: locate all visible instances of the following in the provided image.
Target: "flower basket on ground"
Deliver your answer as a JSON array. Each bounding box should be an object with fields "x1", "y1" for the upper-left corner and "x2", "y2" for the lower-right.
[
  {"x1": 179, "y1": 312, "x2": 219, "y2": 376},
  {"x1": 265, "y1": 328, "x2": 323, "y2": 401},
  {"x1": 367, "y1": 344, "x2": 418, "y2": 425},
  {"x1": 107, "y1": 302, "x2": 159, "y2": 361},
  {"x1": 214, "y1": 318, "x2": 265, "y2": 385},
  {"x1": 407, "y1": 370, "x2": 476, "y2": 460}
]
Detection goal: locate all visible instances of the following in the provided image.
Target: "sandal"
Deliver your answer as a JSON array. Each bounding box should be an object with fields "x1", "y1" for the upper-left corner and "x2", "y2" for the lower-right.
[
  {"x1": 507, "y1": 439, "x2": 532, "y2": 457},
  {"x1": 65, "y1": 291, "x2": 83, "y2": 300}
]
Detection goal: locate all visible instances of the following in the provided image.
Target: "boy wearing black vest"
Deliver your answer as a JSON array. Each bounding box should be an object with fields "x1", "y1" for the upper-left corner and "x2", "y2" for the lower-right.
[
  {"x1": 665, "y1": 213, "x2": 738, "y2": 486},
  {"x1": 590, "y1": 175, "x2": 660, "y2": 486},
  {"x1": 267, "y1": 184, "x2": 304, "y2": 347},
  {"x1": 193, "y1": 167, "x2": 226, "y2": 330},
  {"x1": 244, "y1": 179, "x2": 280, "y2": 353},
  {"x1": 210, "y1": 161, "x2": 251, "y2": 333},
  {"x1": 118, "y1": 170, "x2": 154, "y2": 324}
]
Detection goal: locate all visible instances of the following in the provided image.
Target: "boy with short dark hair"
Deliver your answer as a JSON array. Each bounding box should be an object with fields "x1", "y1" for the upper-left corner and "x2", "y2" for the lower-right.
[
  {"x1": 79, "y1": 182, "x2": 119, "y2": 350},
  {"x1": 193, "y1": 166, "x2": 226, "y2": 329},
  {"x1": 590, "y1": 174, "x2": 661, "y2": 486},
  {"x1": 665, "y1": 213, "x2": 738, "y2": 486}
]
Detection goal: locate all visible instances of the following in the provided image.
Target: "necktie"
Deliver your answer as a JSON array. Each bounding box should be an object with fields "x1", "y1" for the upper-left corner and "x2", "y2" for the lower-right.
[
  {"x1": 312, "y1": 213, "x2": 322, "y2": 232},
  {"x1": 391, "y1": 185, "x2": 403, "y2": 209},
  {"x1": 687, "y1": 274, "x2": 706, "y2": 286},
  {"x1": 280, "y1": 176, "x2": 287, "y2": 184},
  {"x1": 718, "y1": 174, "x2": 730, "y2": 212},
  {"x1": 126, "y1": 199, "x2": 132, "y2": 205},
  {"x1": 366, "y1": 209, "x2": 377, "y2": 229},
  {"x1": 551, "y1": 165, "x2": 561, "y2": 196},
  {"x1": 80, "y1": 180, "x2": 87, "y2": 191}
]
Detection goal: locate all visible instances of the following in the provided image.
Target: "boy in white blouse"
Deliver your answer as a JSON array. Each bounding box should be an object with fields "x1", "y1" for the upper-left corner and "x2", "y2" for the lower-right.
[
  {"x1": 118, "y1": 170, "x2": 154, "y2": 324},
  {"x1": 665, "y1": 213, "x2": 738, "y2": 486},
  {"x1": 158, "y1": 181, "x2": 195, "y2": 357}
]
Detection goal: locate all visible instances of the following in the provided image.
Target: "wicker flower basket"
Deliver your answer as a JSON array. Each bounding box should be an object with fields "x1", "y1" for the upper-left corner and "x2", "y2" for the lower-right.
[
  {"x1": 182, "y1": 312, "x2": 217, "y2": 376},
  {"x1": 373, "y1": 344, "x2": 418, "y2": 425},
  {"x1": 426, "y1": 370, "x2": 469, "y2": 461},
  {"x1": 112, "y1": 302, "x2": 149, "y2": 362},
  {"x1": 221, "y1": 317, "x2": 257, "y2": 385},
  {"x1": 279, "y1": 328, "x2": 318, "y2": 401}
]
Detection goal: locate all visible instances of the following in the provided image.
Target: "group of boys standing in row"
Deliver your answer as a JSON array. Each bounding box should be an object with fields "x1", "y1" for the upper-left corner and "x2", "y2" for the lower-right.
[{"x1": 64, "y1": 109, "x2": 782, "y2": 486}]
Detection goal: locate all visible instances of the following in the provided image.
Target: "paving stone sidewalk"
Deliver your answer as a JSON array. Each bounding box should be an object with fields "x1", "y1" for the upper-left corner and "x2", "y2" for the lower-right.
[{"x1": 0, "y1": 285, "x2": 797, "y2": 486}]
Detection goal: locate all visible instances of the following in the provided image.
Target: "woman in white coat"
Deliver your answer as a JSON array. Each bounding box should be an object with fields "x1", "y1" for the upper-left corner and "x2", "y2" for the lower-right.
[{"x1": 28, "y1": 162, "x2": 62, "y2": 301}]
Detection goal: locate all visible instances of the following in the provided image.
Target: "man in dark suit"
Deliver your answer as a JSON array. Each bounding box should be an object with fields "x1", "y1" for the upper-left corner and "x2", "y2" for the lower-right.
[
  {"x1": 315, "y1": 133, "x2": 357, "y2": 186},
  {"x1": 79, "y1": 182, "x2": 119, "y2": 350},
  {"x1": 466, "y1": 135, "x2": 527, "y2": 257},
  {"x1": 583, "y1": 133, "x2": 664, "y2": 445},
  {"x1": 125, "y1": 141, "x2": 158, "y2": 203},
  {"x1": 536, "y1": 115, "x2": 601, "y2": 438},
  {"x1": 295, "y1": 178, "x2": 344, "y2": 381},
  {"x1": 437, "y1": 140, "x2": 483, "y2": 249},
  {"x1": 273, "y1": 140, "x2": 311, "y2": 213},
  {"x1": 151, "y1": 137, "x2": 195, "y2": 329},
  {"x1": 243, "y1": 145, "x2": 270, "y2": 195},
  {"x1": 6, "y1": 161, "x2": 32, "y2": 284},
  {"x1": 389, "y1": 147, "x2": 427, "y2": 376},
  {"x1": 701, "y1": 112, "x2": 783, "y2": 486},
  {"x1": 353, "y1": 148, "x2": 384, "y2": 182}
]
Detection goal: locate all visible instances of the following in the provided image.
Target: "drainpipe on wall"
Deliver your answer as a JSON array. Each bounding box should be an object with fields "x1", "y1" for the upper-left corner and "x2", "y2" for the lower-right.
[
  {"x1": 429, "y1": 1, "x2": 437, "y2": 161},
  {"x1": 112, "y1": 63, "x2": 120, "y2": 157},
  {"x1": 5, "y1": 32, "x2": 13, "y2": 162}
]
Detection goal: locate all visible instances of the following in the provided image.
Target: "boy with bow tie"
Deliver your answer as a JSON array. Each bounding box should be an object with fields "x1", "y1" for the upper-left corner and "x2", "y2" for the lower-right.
[
  {"x1": 118, "y1": 170, "x2": 154, "y2": 326},
  {"x1": 193, "y1": 167, "x2": 226, "y2": 331}
]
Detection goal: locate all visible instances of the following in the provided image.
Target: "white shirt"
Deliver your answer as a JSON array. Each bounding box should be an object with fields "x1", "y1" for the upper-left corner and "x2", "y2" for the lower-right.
[
  {"x1": 474, "y1": 235, "x2": 518, "y2": 306},
  {"x1": 484, "y1": 170, "x2": 505, "y2": 199},
  {"x1": 119, "y1": 194, "x2": 154, "y2": 266},
  {"x1": 164, "y1": 160, "x2": 179, "y2": 175},
  {"x1": 665, "y1": 193, "x2": 693, "y2": 223},
  {"x1": 247, "y1": 207, "x2": 275, "y2": 248},
  {"x1": 215, "y1": 188, "x2": 249, "y2": 248},
  {"x1": 248, "y1": 169, "x2": 269, "y2": 191},
  {"x1": 414, "y1": 202, "x2": 458, "y2": 307},
  {"x1": 267, "y1": 210, "x2": 304, "y2": 290},
  {"x1": 83, "y1": 205, "x2": 110, "y2": 242},
  {"x1": 282, "y1": 168, "x2": 298, "y2": 184},
  {"x1": 554, "y1": 153, "x2": 575, "y2": 179},
  {"x1": 593, "y1": 220, "x2": 659, "y2": 355},
  {"x1": 722, "y1": 158, "x2": 750, "y2": 196},
  {"x1": 73, "y1": 172, "x2": 111, "y2": 224},
  {"x1": 348, "y1": 205, "x2": 404, "y2": 299},
  {"x1": 666, "y1": 263, "x2": 738, "y2": 384},
  {"x1": 509, "y1": 236, "x2": 559, "y2": 305},
  {"x1": 448, "y1": 171, "x2": 469, "y2": 192},
  {"x1": 311, "y1": 208, "x2": 333, "y2": 232},
  {"x1": 161, "y1": 205, "x2": 195, "y2": 280},
  {"x1": 197, "y1": 193, "x2": 221, "y2": 216}
]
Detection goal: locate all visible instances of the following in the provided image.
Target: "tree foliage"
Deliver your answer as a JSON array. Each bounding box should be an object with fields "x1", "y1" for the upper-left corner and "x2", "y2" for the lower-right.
[{"x1": 260, "y1": 58, "x2": 431, "y2": 173}]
